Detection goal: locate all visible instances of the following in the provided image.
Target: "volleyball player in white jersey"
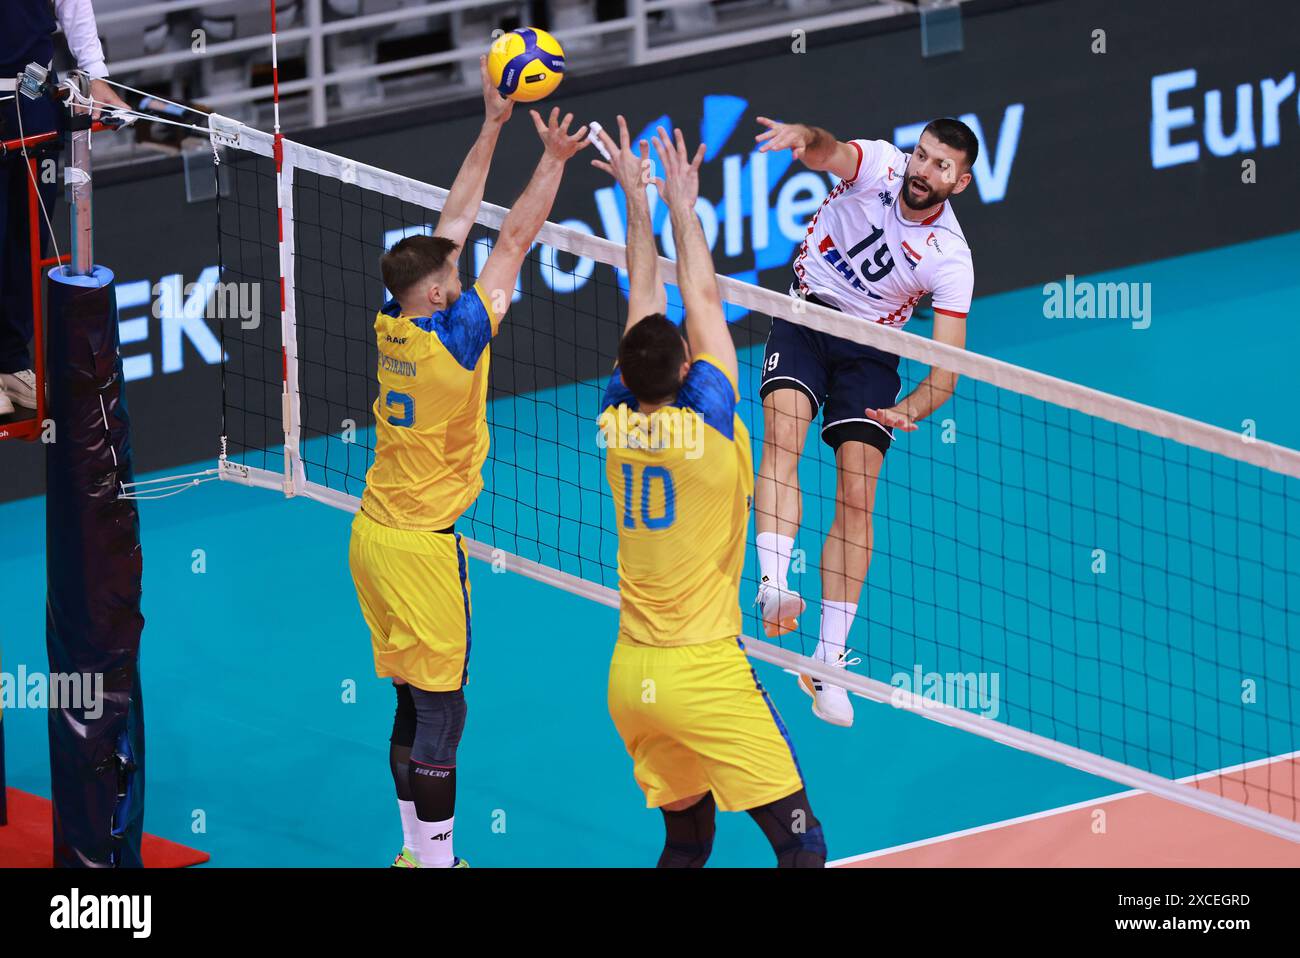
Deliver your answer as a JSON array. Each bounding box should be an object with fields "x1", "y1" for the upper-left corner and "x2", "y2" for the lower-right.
[{"x1": 751, "y1": 117, "x2": 978, "y2": 727}]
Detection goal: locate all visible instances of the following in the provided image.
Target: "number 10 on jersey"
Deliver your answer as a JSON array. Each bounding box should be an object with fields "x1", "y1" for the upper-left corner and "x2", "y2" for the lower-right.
[{"x1": 621, "y1": 464, "x2": 676, "y2": 530}]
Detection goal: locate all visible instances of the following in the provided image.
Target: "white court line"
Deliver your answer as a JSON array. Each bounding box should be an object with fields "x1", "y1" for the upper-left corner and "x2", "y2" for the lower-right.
[{"x1": 828, "y1": 748, "x2": 1300, "y2": 866}]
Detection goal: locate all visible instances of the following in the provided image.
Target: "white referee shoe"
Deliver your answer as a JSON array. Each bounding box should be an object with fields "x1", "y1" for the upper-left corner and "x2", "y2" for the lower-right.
[
  {"x1": 755, "y1": 578, "x2": 805, "y2": 638},
  {"x1": 0, "y1": 370, "x2": 37, "y2": 410},
  {"x1": 798, "y1": 649, "x2": 859, "y2": 728}
]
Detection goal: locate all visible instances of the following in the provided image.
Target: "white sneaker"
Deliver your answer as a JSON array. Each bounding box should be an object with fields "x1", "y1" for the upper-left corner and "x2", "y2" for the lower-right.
[
  {"x1": 755, "y1": 579, "x2": 805, "y2": 638},
  {"x1": 0, "y1": 370, "x2": 37, "y2": 409},
  {"x1": 798, "y1": 650, "x2": 859, "y2": 728},
  {"x1": 0, "y1": 388, "x2": 12, "y2": 416}
]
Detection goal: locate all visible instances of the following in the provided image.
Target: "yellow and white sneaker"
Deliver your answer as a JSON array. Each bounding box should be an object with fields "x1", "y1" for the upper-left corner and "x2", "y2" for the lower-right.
[
  {"x1": 390, "y1": 848, "x2": 419, "y2": 868},
  {"x1": 390, "y1": 848, "x2": 471, "y2": 868},
  {"x1": 798, "y1": 650, "x2": 859, "y2": 728}
]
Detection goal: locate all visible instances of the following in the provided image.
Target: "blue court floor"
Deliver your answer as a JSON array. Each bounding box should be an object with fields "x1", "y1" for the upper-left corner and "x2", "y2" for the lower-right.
[{"x1": 1, "y1": 231, "x2": 1297, "y2": 866}]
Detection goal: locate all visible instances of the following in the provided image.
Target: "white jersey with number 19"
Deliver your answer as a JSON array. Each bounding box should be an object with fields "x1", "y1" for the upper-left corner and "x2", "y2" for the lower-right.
[{"x1": 792, "y1": 138, "x2": 975, "y2": 329}]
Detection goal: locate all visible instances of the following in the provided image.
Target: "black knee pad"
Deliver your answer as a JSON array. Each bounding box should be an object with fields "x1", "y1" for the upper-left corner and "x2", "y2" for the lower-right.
[
  {"x1": 748, "y1": 789, "x2": 827, "y2": 868},
  {"x1": 390, "y1": 682, "x2": 416, "y2": 748},
  {"x1": 409, "y1": 687, "x2": 467, "y2": 767},
  {"x1": 659, "y1": 793, "x2": 717, "y2": 868}
]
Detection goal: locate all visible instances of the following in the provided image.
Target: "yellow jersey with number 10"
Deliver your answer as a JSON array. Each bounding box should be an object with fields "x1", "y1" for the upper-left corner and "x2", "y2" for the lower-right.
[
  {"x1": 599, "y1": 354, "x2": 752, "y2": 648},
  {"x1": 360, "y1": 283, "x2": 497, "y2": 532}
]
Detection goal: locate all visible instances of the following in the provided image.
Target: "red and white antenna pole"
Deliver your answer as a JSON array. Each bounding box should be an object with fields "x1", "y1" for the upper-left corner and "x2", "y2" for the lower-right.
[
  {"x1": 270, "y1": 0, "x2": 282, "y2": 136},
  {"x1": 269, "y1": 0, "x2": 293, "y2": 495}
]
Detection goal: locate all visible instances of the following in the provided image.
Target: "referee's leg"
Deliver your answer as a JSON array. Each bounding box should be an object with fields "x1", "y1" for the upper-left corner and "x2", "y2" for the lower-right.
[
  {"x1": 0, "y1": 151, "x2": 33, "y2": 377},
  {"x1": 0, "y1": 93, "x2": 58, "y2": 379}
]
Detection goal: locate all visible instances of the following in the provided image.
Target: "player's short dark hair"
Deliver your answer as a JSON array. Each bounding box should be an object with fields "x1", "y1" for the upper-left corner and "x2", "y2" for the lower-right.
[
  {"x1": 921, "y1": 117, "x2": 979, "y2": 169},
  {"x1": 618, "y1": 314, "x2": 687, "y2": 404},
  {"x1": 380, "y1": 235, "x2": 459, "y2": 300}
]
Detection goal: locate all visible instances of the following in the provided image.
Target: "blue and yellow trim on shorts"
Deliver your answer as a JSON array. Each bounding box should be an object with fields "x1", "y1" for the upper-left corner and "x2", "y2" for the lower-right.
[
  {"x1": 455, "y1": 531, "x2": 472, "y2": 686},
  {"x1": 737, "y1": 638, "x2": 805, "y2": 784}
]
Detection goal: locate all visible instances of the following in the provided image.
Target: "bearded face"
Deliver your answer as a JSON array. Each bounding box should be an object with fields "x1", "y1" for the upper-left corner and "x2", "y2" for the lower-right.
[{"x1": 901, "y1": 131, "x2": 972, "y2": 210}]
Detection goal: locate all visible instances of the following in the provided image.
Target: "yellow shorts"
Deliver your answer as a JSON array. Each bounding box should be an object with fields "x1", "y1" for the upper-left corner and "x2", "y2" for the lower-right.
[
  {"x1": 607, "y1": 637, "x2": 804, "y2": 812},
  {"x1": 348, "y1": 509, "x2": 472, "y2": 692}
]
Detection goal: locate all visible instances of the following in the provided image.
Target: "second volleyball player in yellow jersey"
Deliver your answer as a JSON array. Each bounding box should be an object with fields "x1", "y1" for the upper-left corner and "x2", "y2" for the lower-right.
[
  {"x1": 349, "y1": 61, "x2": 591, "y2": 869},
  {"x1": 592, "y1": 118, "x2": 826, "y2": 867}
]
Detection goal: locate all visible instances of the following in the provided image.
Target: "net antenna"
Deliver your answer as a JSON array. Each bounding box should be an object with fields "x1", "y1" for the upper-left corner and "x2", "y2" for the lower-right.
[{"x1": 207, "y1": 114, "x2": 1300, "y2": 844}]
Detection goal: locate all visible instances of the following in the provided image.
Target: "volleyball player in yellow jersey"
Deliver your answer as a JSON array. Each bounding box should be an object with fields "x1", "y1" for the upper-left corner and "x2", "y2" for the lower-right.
[
  {"x1": 349, "y1": 60, "x2": 590, "y2": 869},
  {"x1": 593, "y1": 118, "x2": 826, "y2": 867}
]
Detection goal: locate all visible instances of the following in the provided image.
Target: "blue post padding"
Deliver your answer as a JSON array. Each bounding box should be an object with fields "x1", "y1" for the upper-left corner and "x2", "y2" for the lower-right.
[{"x1": 45, "y1": 265, "x2": 147, "y2": 867}]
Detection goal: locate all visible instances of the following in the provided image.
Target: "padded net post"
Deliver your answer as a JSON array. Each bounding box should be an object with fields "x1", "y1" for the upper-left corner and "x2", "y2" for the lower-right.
[{"x1": 45, "y1": 265, "x2": 146, "y2": 868}]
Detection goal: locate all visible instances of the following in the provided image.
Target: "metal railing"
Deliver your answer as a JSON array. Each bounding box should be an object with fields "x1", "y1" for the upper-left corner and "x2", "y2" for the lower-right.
[{"x1": 89, "y1": 0, "x2": 916, "y2": 137}]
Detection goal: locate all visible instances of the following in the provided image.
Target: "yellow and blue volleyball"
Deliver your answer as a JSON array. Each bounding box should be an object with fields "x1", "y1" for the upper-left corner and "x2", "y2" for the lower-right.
[{"x1": 488, "y1": 28, "x2": 565, "y2": 103}]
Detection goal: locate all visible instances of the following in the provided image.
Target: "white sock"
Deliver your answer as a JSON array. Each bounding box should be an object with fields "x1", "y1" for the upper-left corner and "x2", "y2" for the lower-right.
[
  {"x1": 816, "y1": 600, "x2": 858, "y2": 662},
  {"x1": 757, "y1": 532, "x2": 795, "y2": 590},
  {"x1": 413, "y1": 815, "x2": 456, "y2": 868},
  {"x1": 398, "y1": 799, "x2": 418, "y2": 852}
]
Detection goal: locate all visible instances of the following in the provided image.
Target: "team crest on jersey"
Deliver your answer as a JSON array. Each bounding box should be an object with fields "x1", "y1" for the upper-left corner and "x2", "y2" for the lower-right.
[
  {"x1": 878, "y1": 189, "x2": 894, "y2": 207},
  {"x1": 900, "y1": 241, "x2": 923, "y2": 270}
]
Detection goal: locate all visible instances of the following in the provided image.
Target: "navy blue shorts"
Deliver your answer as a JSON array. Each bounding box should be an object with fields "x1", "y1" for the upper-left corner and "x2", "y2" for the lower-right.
[{"x1": 759, "y1": 305, "x2": 902, "y2": 454}]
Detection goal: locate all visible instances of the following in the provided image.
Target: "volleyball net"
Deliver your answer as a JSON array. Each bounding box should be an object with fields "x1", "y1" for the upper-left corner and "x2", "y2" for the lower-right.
[{"x1": 208, "y1": 114, "x2": 1300, "y2": 842}]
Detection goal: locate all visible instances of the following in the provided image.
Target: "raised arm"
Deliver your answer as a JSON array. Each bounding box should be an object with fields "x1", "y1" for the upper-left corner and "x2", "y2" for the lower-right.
[
  {"x1": 591, "y1": 114, "x2": 666, "y2": 333},
  {"x1": 651, "y1": 126, "x2": 737, "y2": 384},
  {"x1": 433, "y1": 56, "x2": 514, "y2": 249},
  {"x1": 754, "y1": 116, "x2": 860, "y2": 181},
  {"x1": 476, "y1": 108, "x2": 589, "y2": 330}
]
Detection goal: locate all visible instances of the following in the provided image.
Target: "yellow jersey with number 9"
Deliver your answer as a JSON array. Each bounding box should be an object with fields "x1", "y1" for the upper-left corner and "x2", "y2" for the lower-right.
[
  {"x1": 599, "y1": 354, "x2": 752, "y2": 648},
  {"x1": 360, "y1": 283, "x2": 497, "y2": 532}
]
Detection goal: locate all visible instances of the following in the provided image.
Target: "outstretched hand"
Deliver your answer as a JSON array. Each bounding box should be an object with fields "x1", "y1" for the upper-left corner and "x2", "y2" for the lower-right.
[
  {"x1": 591, "y1": 114, "x2": 654, "y2": 196},
  {"x1": 531, "y1": 107, "x2": 590, "y2": 162},
  {"x1": 650, "y1": 125, "x2": 706, "y2": 212},
  {"x1": 479, "y1": 55, "x2": 514, "y2": 126},
  {"x1": 754, "y1": 116, "x2": 812, "y2": 161},
  {"x1": 864, "y1": 405, "x2": 918, "y2": 432}
]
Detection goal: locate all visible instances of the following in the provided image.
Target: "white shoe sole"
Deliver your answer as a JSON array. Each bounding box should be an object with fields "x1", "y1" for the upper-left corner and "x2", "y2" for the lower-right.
[
  {"x1": 760, "y1": 592, "x2": 806, "y2": 638},
  {"x1": 797, "y1": 673, "x2": 853, "y2": 728},
  {"x1": 0, "y1": 396, "x2": 13, "y2": 417}
]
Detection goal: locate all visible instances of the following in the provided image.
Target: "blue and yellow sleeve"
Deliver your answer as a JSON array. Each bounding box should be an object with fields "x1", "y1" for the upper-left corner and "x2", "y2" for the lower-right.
[
  {"x1": 601, "y1": 366, "x2": 638, "y2": 411},
  {"x1": 412, "y1": 283, "x2": 495, "y2": 371},
  {"x1": 676, "y1": 354, "x2": 739, "y2": 440}
]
